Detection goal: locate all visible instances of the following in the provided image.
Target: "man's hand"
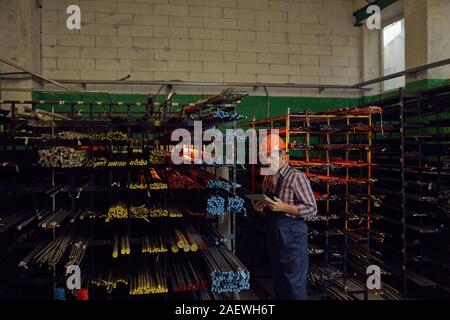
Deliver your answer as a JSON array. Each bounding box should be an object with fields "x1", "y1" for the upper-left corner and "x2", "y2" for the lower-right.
[
  {"x1": 263, "y1": 196, "x2": 286, "y2": 212},
  {"x1": 252, "y1": 200, "x2": 266, "y2": 213}
]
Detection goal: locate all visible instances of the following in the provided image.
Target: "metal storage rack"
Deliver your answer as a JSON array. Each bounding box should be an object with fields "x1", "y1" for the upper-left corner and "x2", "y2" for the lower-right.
[
  {"x1": 240, "y1": 106, "x2": 397, "y2": 300},
  {"x1": 370, "y1": 86, "x2": 450, "y2": 299},
  {"x1": 0, "y1": 93, "x2": 248, "y2": 300}
]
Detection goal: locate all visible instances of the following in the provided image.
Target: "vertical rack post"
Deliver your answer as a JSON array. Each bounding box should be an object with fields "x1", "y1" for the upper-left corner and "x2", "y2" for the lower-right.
[{"x1": 399, "y1": 88, "x2": 407, "y2": 298}]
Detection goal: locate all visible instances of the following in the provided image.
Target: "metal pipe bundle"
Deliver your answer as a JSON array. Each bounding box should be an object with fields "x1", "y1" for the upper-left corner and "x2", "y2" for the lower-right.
[
  {"x1": 38, "y1": 147, "x2": 87, "y2": 168},
  {"x1": 201, "y1": 246, "x2": 250, "y2": 293}
]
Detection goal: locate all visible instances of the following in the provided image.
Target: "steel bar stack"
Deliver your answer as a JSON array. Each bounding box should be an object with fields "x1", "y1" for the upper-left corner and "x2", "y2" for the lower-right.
[
  {"x1": 169, "y1": 255, "x2": 207, "y2": 292},
  {"x1": 201, "y1": 246, "x2": 250, "y2": 294}
]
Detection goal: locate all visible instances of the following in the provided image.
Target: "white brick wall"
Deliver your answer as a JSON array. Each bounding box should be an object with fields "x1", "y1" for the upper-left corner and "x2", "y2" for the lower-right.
[{"x1": 41, "y1": 0, "x2": 361, "y2": 84}]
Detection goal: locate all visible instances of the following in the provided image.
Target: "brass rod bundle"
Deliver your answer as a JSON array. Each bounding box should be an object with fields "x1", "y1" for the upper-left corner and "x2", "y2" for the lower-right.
[
  {"x1": 129, "y1": 260, "x2": 168, "y2": 295},
  {"x1": 91, "y1": 264, "x2": 128, "y2": 293},
  {"x1": 141, "y1": 234, "x2": 167, "y2": 253},
  {"x1": 106, "y1": 202, "x2": 128, "y2": 222},
  {"x1": 149, "y1": 200, "x2": 168, "y2": 218},
  {"x1": 129, "y1": 204, "x2": 149, "y2": 221}
]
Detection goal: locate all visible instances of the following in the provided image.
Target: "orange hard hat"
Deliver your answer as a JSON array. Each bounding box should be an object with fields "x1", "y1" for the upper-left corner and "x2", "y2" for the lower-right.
[{"x1": 259, "y1": 134, "x2": 286, "y2": 154}]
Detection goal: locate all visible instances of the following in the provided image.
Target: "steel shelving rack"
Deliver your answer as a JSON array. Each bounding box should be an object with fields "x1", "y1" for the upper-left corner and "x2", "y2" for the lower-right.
[
  {"x1": 0, "y1": 95, "x2": 247, "y2": 300},
  {"x1": 240, "y1": 106, "x2": 395, "y2": 300},
  {"x1": 370, "y1": 86, "x2": 450, "y2": 299}
]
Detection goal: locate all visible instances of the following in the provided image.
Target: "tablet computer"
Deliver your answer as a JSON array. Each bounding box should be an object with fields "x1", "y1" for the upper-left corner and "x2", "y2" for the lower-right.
[{"x1": 245, "y1": 194, "x2": 265, "y2": 202}]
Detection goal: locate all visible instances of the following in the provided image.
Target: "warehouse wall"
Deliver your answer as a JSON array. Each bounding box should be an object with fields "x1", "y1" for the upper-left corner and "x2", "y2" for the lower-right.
[
  {"x1": 0, "y1": 0, "x2": 41, "y2": 100},
  {"x1": 39, "y1": 0, "x2": 362, "y2": 88}
]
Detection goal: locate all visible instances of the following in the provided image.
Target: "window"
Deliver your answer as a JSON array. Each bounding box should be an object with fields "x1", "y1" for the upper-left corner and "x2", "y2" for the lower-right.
[{"x1": 382, "y1": 18, "x2": 405, "y2": 91}]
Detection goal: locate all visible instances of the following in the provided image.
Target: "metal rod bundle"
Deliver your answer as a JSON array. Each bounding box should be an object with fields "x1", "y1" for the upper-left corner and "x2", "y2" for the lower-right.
[
  {"x1": 210, "y1": 110, "x2": 246, "y2": 121},
  {"x1": 304, "y1": 214, "x2": 340, "y2": 222},
  {"x1": 65, "y1": 235, "x2": 89, "y2": 267},
  {"x1": 38, "y1": 147, "x2": 87, "y2": 168},
  {"x1": 0, "y1": 207, "x2": 35, "y2": 233},
  {"x1": 70, "y1": 208, "x2": 84, "y2": 223},
  {"x1": 16, "y1": 208, "x2": 50, "y2": 231},
  {"x1": 148, "y1": 149, "x2": 166, "y2": 164},
  {"x1": 38, "y1": 208, "x2": 72, "y2": 229},
  {"x1": 18, "y1": 241, "x2": 48, "y2": 269},
  {"x1": 129, "y1": 205, "x2": 149, "y2": 221},
  {"x1": 207, "y1": 179, "x2": 234, "y2": 189},
  {"x1": 170, "y1": 228, "x2": 190, "y2": 253},
  {"x1": 129, "y1": 159, "x2": 147, "y2": 166},
  {"x1": 194, "y1": 288, "x2": 234, "y2": 300},
  {"x1": 129, "y1": 261, "x2": 168, "y2": 295},
  {"x1": 202, "y1": 222, "x2": 224, "y2": 246},
  {"x1": 227, "y1": 196, "x2": 246, "y2": 214},
  {"x1": 168, "y1": 206, "x2": 183, "y2": 218},
  {"x1": 308, "y1": 263, "x2": 343, "y2": 284},
  {"x1": 306, "y1": 173, "x2": 376, "y2": 185},
  {"x1": 149, "y1": 200, "x2": 168, "y2": 218},
  {"x1": 128, "y1": 173, "x2": 147, "y2": 190},
  {"x1": 141, "y1": 234, "x2": 167, "y2": 253},
  {"x1": 32, "y1": 228, "x2": 86, "y2": 269},
  {"x1": 169, "y1": 255, "x2": 207, "y2": 292},
  {"x1": 90, "y1": 131, "x2": 129, "y2": 142},
  {"x1": 166, "y1": 168, "x2": 203, "y2": 189},
  {"x1": 201, "y1": 246, "x2": 250, "y2": 293},
  {"x1": 91, "y1": 264, "x2": 128, "y2": 293},
  {"x1": 148, "y1": 168, "x2": 168, "y2": 190},
  {"x1": 117, "y1": 234, "x2": 131, "y2": 256},
  {"x1": 107, "y1": 160, "x2": 127, "y2": 167},
  {"x1": 83, "y1": 157, "x2": 108, "y2": 168},
  {"x1": 183, "y1": 88, "x2": 248, "y2": 114},
  {"x1": 106, "y1": 202, "x2": 128, "y2": 222},
  {"x1": 206, "y1": 195, "x2": 226, "y2": 216},
  {"x1": 308, "y1": 246, "x2": 324, "y2": 255}
]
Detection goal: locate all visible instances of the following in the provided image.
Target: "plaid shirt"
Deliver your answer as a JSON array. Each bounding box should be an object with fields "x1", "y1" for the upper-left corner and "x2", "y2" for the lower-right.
[{"x1": 263, "y1": 164, "x2": 317, "y2": 219}]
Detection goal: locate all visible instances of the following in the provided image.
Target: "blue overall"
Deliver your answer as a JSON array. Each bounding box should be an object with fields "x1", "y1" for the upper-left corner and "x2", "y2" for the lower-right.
[{"x1": 265, "y1": 166, "x2": 309, "y2": 300}]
